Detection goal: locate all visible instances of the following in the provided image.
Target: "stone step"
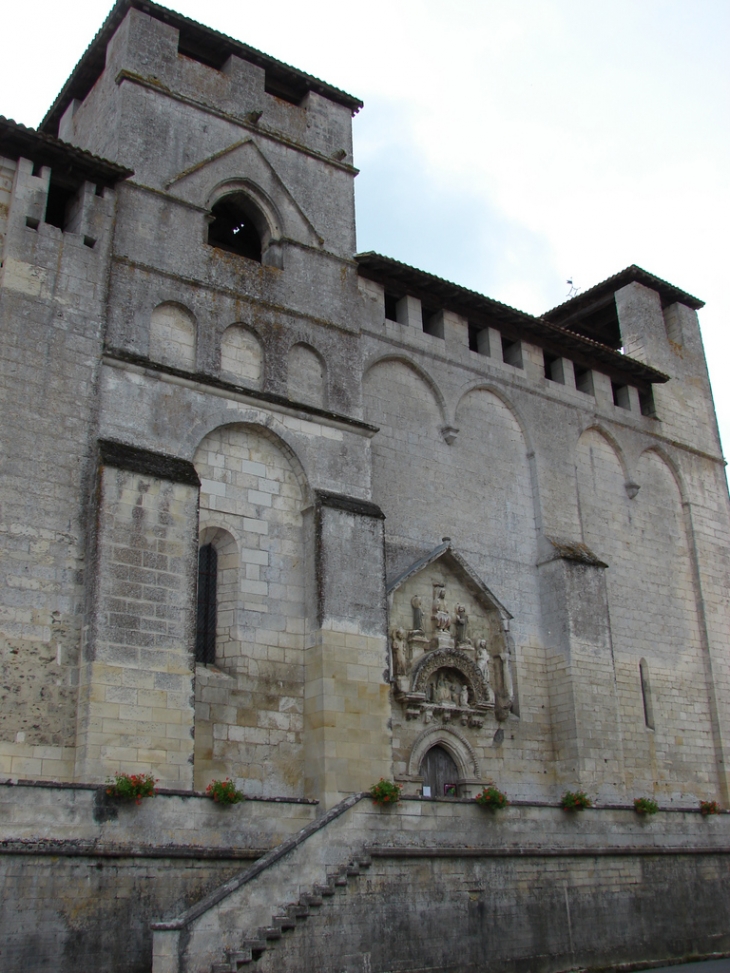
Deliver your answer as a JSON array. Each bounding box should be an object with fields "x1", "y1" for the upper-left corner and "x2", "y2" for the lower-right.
[
  {"x1": 285, "y1": 902, "x2": 310, "y2": 918},
  {"x1": 226, "y1": 948, "x2": 254, "y2": 967},
  {"x1": 272, "y1": 914, "x2": 297, "y2": 930},
  {"x1": 241, "y1": 939, "x2": 267, "y2": 956},
  {"x1": 300, "y1": 893, "x2": 323, "y2": 907},
  {"x1": 210, "y1": 852, "x2": 372, "y2": 972},
  {"x1": 313, "y1": 882, "x2": 335, "y2": 897}
]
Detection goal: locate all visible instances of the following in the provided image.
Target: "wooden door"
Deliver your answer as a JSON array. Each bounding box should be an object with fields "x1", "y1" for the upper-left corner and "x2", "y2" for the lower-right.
[{"x1": 419, "y1": 745, "x2": 459, "y2": 798}]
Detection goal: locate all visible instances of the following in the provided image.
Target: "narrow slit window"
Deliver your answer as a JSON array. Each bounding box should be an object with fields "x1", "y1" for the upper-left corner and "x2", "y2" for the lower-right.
[
  {"x1": 640, "y1": 658, "x2": 655, "y2": 730},
  {"x1": 196, "y1": 543, "x2": 218, "y2": 665}
]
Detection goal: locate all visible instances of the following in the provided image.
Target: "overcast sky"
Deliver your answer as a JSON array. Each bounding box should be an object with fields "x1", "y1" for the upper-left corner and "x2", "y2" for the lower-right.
[{"x1": 3, "y1": 0, "x2": 729, "y2": 463}]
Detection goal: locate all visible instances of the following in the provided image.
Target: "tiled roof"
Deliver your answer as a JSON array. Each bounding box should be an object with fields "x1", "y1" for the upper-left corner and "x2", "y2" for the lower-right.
[
  {"x1": 355, "y1": 252, "x2": 669, "y2": 387},
  {"x1": 544, "y1": 264, "x2": 704, "y2": 322},
  {"x1": 0, "y1": 115, "x2": 132, "y2": 185}
]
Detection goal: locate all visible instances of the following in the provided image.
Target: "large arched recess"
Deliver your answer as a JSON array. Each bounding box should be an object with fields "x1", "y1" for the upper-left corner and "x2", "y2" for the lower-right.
[
  {"x1": 191, "y1": 422, "x2": 308, "y2": 798},
  {"x1": 576, "y1": 431, "x2": 716, "y2": 794},
  {"x1": 363, "y1": 358, "x2": 447, "y2": 560},
  {"x1": 453, "y1": 387, "x2": 539, "y2": 622}
]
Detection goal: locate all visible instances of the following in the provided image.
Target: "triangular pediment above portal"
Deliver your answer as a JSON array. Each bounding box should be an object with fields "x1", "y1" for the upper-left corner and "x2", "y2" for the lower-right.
[
  {"x1": 166, "y1": 138, "x2": 322, "y2": 248},
  {"x1": 387, "y1": 542, "x2": 511, "y2": 622},
  {"x1": 387, "y1": 544, "x2": 515, "y2": 723}
]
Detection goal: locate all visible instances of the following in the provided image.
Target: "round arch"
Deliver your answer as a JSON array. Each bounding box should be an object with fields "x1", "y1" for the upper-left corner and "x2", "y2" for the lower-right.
[
  {"x1": 363, "y1": 353, "x2": 448, "y2": 426},
  {"x1": 575, "y1": 422, "x2": 631, "y2": 485},
  {"x1": 638, "y1": 444, "x2": 688, "y2": 505},
  {"x1": 454, "y1": 381, "x2": 535, "y2": 456},
  {"x1": 189, "y1": 417, "x2": 312, "y2": 507}
]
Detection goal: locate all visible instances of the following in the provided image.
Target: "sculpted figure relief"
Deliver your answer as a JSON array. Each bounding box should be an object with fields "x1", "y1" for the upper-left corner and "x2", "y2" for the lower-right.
[
  {"x1": 411, "y1": 595, "x2": 424, "y2": 633},
  {"x1": 454, "y1": 604, "x2": 469, "y2": 644},
  {"x1": 476, "y1": 639, "x2": 495, "y2": 705},
  {"x1": 495, "y1": 646, "x2": 514, "y2": 703},
  {"x1": 391, "y1": 628, "x2": 408, "y2": 677},
  {"x1": 432, "y1": 585, "x2": 450, "y2": 632},
  {"x1": 475, "y1": 640, "x2": 489, "y2": 679}
]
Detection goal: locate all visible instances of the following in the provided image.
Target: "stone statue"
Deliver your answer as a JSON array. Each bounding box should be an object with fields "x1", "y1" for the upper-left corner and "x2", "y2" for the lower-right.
[
  {"x1": 434, "y1": 671, "x2": 453, "y2": 703},
  {"x1": 454, "y1": 604, "x2": 468, "y2": 644},
  {"x1": 432, "y1": 585, "x2": 450, "y2": 632},
  {"x1": 391, "y1": 628, "x2": 407, "y2": 677},
  {"x1": 476, "y1": 639, "x2": 495, "y2": 705},
  {"x1": 411, "y1": 595, "x2": 424, "y2": 632},
  {"x1": 496, "y1": 646, "x2": 514, "y2": 704},
  {"x1": 459, "y1": 684, "x2": 469, "y2": 707},
  {"x1": 476, "y1": 639, "x2": 489, "y2": 679}
]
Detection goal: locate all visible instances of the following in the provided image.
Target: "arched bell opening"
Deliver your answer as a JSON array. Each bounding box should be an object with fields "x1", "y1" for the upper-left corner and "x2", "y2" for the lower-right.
[
  {"x1": 419, "y1": 744, "x2": 460, "y2": 799},
  {"x1": 207, "y1": 192, "x2": 267, "y2": 262}
]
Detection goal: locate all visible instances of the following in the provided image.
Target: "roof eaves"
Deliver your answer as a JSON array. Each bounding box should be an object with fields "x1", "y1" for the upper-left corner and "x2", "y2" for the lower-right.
[
  {"x1": 544, "y1": 264, "x2": 704, "y2": 320},
  {"x1": 0, "y1": 115, "x2": 133, "y2": 184},
  {"x1": 355, "y1": 252, "x2": 537, "y2": 328},
  {"x1": 356, "y1": 252, "x2": 669, "y2": 386}
]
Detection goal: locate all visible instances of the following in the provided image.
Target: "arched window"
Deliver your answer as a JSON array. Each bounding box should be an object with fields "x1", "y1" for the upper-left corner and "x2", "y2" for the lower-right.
[
  {"x1": 207, "y1": 193, "x2": 264, "y2": 262},
  {"x1": 195, "y1": 543, "x2": 217, "y2": 664},
  {"x1": 639, "y1": 658, "x2": 655, "y2": 730}
]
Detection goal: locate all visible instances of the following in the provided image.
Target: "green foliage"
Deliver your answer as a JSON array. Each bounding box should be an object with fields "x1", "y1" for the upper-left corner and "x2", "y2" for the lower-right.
[
  {"x1": 206, "y1": 778, "x2": 245, "y2": 805},
  {"x1": 474, "y1": 785, "x2": 509, "y2": 810},
  {"x1": 560, "y1": 790, "x2": 592, "y2": 811},
  {"x1": 369, "y1": 778, "x2": 401, "y2": 805},
  {"x1": 633, "y1": 797, "x2": 659, "y2": 816},
  {"x1": 106, "y1": 772, "x2": 157, "y2": 805},
  {"x1": 700, "y1": 800, "x2": 720, "y2": 816}
]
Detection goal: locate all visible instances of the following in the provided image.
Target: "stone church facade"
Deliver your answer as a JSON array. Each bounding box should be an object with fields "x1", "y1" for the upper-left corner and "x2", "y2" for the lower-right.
[{"x1": 2, "y1": 3, "x2": 730, "y2": 972}]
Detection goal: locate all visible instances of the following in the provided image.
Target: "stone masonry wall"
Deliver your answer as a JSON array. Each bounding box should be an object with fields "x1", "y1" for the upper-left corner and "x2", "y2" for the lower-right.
[
  {"x1": 0, "y1": 156, "x2": 116, "y2": 781},
  {"x1": 192, "y1": 423, "x2": 307, "y2": 797},
  {"x1": 76, "y1": 464, "x2": 199, "y2": 787},
  {"x1": 0, "y1": 780, "x2": 317, "y2": 973}
]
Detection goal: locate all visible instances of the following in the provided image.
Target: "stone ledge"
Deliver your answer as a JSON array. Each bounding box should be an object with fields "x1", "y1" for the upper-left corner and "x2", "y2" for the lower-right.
[
  {"x1": 0, "y1": 779, "x2": 318, "y2": 803},
  {"x1": 368, "y1": 845, "x2": 730, "y2": 858},
  {"x1": 0, "y1": 839, "x2": 267, "y2": 860}
]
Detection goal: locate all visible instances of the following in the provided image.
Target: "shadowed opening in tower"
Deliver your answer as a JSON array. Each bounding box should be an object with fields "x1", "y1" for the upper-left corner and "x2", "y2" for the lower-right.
[{"x1": 208, "y1": 193, "x2": 263, "y2": 262}]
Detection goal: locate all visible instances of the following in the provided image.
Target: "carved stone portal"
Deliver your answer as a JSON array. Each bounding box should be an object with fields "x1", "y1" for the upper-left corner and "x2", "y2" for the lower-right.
[{"x1": 387, "y1": 545, "x2": 515, "y2": 726}]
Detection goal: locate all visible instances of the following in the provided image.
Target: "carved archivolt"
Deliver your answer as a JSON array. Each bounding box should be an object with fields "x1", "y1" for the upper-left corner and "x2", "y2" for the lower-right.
[{"x1": 412, "y1": 649, "x2": 489, "y2": 707}]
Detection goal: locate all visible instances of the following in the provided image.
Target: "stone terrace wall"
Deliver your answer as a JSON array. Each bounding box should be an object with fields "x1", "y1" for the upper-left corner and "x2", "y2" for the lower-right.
[
  {"x1": 0, "y1": 780, "x2": 317, "y2": 973},
  {"x1": 156, "y1": 795, "x2": 730, "y2": 973}
]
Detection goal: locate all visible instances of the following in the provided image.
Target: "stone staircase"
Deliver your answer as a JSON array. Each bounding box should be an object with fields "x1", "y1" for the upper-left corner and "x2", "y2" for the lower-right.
[{"x1": 209, "y1": 856, "x2": 372, "y2": 972}]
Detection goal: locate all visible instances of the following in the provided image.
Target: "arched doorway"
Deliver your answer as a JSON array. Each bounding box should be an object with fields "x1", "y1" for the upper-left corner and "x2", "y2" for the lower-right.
[{"x1": 420, "y1": 745, "x2": 459, "y2": 798}]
